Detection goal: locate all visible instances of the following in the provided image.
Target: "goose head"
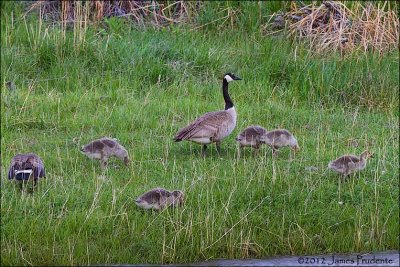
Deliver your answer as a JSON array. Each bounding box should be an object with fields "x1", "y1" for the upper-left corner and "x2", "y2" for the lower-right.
[
  {"x1": 170, "y1": 190, "x2": 185, "y2": 206},
  {"x1": 224, "y1": 73, "x2": 242, "y2": 83},
  {"x1": 360, "y1": 150, "x2": 374, "y2": 160},
  {"x1": 259, "y1": 133, "x2": 268, "y2": 144},
  {"x1": 115, "y1": 147, "x2": 130, "y2": 166},
  {"x1": 292, "y1": 144, "x2": 300, "y2": 153},
  {"x1": 124, "y1": 156, "x2": 131, "y2": 166}
]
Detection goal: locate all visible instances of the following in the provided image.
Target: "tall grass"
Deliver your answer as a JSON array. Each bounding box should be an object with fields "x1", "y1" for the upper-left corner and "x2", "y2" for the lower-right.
[{"x1": 1, "y1": 2, "x2": 399, "y2": 265}]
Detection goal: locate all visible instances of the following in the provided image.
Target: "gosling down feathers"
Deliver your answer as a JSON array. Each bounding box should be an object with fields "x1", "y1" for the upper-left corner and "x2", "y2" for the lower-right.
[
  {"x1": 80, "y1": 137, "x2": 130, "y2": 168},
  {"x1": 135, "y1": 188, "x2": 185, "y2": 210},
  {"x1": 8, "y1": 153, "x2": 46, "y2": 186},
  {"x1": 236, "y1": 125, "x2": 267, "y2": 155},
  {"x1": 328, "y1": 150, "x2": 374, "y2": 177},
  {"x1": 174, "y1": 73, "x2": 242, "y2": 155},
  {"x1": 260, "y1": 129, "x2": 300, "y2": 155}
]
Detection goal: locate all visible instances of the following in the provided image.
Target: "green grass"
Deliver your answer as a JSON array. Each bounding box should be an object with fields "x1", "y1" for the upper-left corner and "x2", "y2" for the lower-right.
[{"x1": 1, "y1": 3, "x2": 399, "y2": 266}]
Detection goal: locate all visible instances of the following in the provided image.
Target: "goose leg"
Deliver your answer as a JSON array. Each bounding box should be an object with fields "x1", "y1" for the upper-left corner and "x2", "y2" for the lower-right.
[
  {"x1": 341, "y1": 171, "x2": 350, "y2": 182},
  {"x1": 237, "y1": 145, "x2": 243, "y2": 158},
  {"x1": 201, "y1": 145, "x2": 207, "y2": 157},
  {"x1": 253, "y1": 148, "x2": 259, "y2": 156},
  {"x1": 216, "y1": 141, "x2": 221, "y2": 154},
  {"x1": 100, "y1": 158, "x2": 108, "y2": 168},
  {"x1": 272, "y1": 147, "x2": 278, "y2": 157}
]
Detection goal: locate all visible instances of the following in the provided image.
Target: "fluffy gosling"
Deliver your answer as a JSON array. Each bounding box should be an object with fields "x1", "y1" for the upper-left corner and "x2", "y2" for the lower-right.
[
  {"x1": 80, "y1": 137, "x2": 130, "y2": 168},
  {"x1": 236, "y1": 125, "x2": 267, "y2": 155},
  {"x1": 328, "y1": 150, "x2": 374, "y2": 177},
  {"x1": 8, "y1": 153, "x2": 46, "y2": 189},
  {"x1": 135, "y1": 188, "x2": 184, "y2": 210},
  {"x1": 260, "y1": 129, "x2": 300, "y2": 155}
]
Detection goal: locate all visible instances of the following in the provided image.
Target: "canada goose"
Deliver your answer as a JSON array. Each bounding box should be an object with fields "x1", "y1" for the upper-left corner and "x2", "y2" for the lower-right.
[
  {"x1": 236, "y1": 125, "x2": 267, "y2": 155},
  {"x1": 260, "y1": 129, "x2": 300, "y2": 155},
  {"x1": 135, "y1": 188, "x2": 184, "y2": 210},
  {"x1": 8, "y1": 153, "x2": 46, "y2": 187},
  {"x1": 80, "y1": 137, "x2": 130, "y2": 168},
  {"x1": 174, "y1": 73, "x2": 242, "y2": 156},
  {"x1": 328, "y1": 150, "x2": 374, "y2": 177}
]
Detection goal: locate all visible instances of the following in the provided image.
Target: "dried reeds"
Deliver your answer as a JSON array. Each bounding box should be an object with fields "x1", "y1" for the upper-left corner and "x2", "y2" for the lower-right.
[
  {"x1": 28, "y1": 1, "x2": 202, "y2": 27},
  {"x1": 265, "y1": 1, "x2": 399, "y2": 54}
]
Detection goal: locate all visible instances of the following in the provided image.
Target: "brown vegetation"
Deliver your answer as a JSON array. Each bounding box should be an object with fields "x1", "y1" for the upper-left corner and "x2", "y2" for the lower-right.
[
  {"x1": 266, "y1": 1, "x2": 399, "y2": 54},
  {"x1": 28, "y1": 1, "x2": 399, "y2": 54},
  {"x1": 28, "y1": 1, "x2": 202, "y2": 26}
]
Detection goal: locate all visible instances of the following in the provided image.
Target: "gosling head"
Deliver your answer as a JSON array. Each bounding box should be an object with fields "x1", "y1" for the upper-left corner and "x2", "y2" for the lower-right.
[
  {"x1": 124, "y1": 156, "x2": 130, "y2": 166},
  {"x1": 259, "y1": 133, "x2": 267, "y2": 144},
  {"x1": 360, "y1": 150, "x2": 374, "y2": 160},
  {"x1": 292, "y1": 144, "x2": 300, "y2": 153},
  {"x1": 116, "y1": 148, "x2": 130, "y2": 166},
  {"x1": 224, "y1": 73, "x2": 242, "y2": 83},
  {"x1": 171, "y1": 190, "x2": 185, "y2": 206}
]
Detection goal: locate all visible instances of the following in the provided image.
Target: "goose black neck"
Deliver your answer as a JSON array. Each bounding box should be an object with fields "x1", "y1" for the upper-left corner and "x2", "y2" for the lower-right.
[{"x1": 222, "y1": 79, "x2": 234, "y2": 110}]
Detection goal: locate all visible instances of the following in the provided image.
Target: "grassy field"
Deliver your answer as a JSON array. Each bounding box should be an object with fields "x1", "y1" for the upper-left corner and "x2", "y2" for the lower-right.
[{"x1": 1, "y1": 2, "x2": 399, "y2": 266}]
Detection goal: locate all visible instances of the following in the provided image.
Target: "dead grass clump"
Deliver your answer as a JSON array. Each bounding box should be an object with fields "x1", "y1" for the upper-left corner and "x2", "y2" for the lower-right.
[
  {"x1": 28, "y1": 1, "x2": 202, "y2": 27},
  {"x1": 265, "y1": 1, "x2": 399, "y2": 54}
]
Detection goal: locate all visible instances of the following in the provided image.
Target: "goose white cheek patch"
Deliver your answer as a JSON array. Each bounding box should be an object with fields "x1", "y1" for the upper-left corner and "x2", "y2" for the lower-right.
[{"x1": 224, "y1": 75, "x2": 234, "y2": 82}]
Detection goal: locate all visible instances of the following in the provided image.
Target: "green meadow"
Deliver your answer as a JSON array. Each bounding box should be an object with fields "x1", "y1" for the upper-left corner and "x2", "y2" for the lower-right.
[{"x1": 1, "y1": 2, "x2": 399, "y2": 265}]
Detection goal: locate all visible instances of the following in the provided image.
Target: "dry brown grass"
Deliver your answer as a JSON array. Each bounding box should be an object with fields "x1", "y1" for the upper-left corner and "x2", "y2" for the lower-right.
[
  {"x1": 265, "y1": 1, "x2": 399, "y2": 54},
  {"x1": 27, "y1": 1, "x2": 399, "y2": 55},
  {"x1": 28, "y1": 0, "x2": 202, "y2": 27}
]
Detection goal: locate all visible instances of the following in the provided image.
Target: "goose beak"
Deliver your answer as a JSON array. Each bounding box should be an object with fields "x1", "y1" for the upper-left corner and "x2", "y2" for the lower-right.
[{"x1": 234, "y1": 76, "x2": 242, "y2": 80}]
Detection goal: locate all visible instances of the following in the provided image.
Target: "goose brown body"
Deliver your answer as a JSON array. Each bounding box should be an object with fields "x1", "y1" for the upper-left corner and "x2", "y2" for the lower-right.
[{"x1": 174, "y1": 108, "x2": 237, "y2": 145}]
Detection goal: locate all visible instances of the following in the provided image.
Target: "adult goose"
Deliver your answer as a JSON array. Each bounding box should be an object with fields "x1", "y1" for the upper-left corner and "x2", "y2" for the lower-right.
[
  {"x1": 8, "y1": 153, "x2": 46, "y2": 187},
  {"x1": 174, "y1": 73, "x2": 242, "y2": 156}
]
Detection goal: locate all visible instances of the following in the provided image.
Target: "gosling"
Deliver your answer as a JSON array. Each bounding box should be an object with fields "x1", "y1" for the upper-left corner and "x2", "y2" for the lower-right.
[
  {"x1": 135, "y1": 188, "x2": 184, "y2": 210},
  {"x1": 328, "y1": 150, "x2": 374, "y2": 177},
  {"x1": 260, "y1": 129, "x2": 300, "y2": 155},
  {"x1": 80, "y1": 137, "x2": 130, "y2": 168},
  {"x1": 8, "y1": 153, "x2": 46, "y2": 189},
  {"x1": 236, "y1": 125, "x2": 267, "y2": 155}
]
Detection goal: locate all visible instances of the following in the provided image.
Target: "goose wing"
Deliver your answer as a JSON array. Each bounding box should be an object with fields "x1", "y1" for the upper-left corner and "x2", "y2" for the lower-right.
[
  {"x1": 8, "y1": 153, "x2": 45, "y2": 180},
  {"x1": 330, "y1": 155, "x2": 360, "y2": 168},
  {"x1": 174, "y1": 110, "x2": 230, "y2": 141}
]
